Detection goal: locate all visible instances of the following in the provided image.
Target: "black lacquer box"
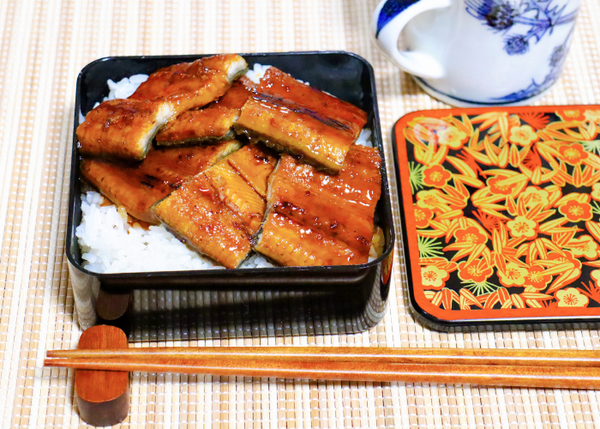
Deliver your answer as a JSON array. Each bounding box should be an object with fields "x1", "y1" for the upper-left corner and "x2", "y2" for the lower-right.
[{"x1": 66, "y1": 51, "x2": 395, "y2": 341}]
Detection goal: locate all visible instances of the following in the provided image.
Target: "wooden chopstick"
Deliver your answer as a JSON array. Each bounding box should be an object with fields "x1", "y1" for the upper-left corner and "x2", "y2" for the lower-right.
[
  {"x1": 44, "y1": 347, "x2": 600, "y2": 389},
  {"x1": 45, "y1": 346, "x2": 600, "y2": 367}
]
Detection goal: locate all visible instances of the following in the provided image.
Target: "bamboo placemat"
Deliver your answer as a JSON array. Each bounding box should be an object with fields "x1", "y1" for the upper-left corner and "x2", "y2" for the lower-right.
[{"x1": 1, "y1": 0, "x2": 600, "y2": 427}]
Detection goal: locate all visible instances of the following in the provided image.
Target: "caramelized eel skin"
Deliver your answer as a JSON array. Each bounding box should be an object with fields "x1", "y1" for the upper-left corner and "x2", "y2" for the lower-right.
[
  {"x1": 254, "y1": 145, "x2": 382, "y2": 266},
  {"x1": 81, "y1": 141, "x2": 241, "y2": 224},
  {"x1": 76, "y1": 98, "x2": 173, "y2": 161},
  {"x1": 155, "y1": 77, "x2": 256, "y2": 145},
  {"x1": 204, "y1": 144, "x2": 277, "y2": 235},
  {"x1": 152, "y1": 173, "x2": 253, "y2": 269},
  {"x1": 258, "y1": 67, "x2": 366, "y2": 137},
  {"x1": 78, "y1": 54, "x2": 251, "y2": 223},
  {"x1": 235, "y1": 67, "x2": 367, "y2": 173},
  {"x1": 129, "y1": 54, "x2": 248, "y2": 116},
  {"x1": 154, "y1": 107, "x2": 240, "y2": 145},
  {"x1": 212, "y1": 76, "x2": 256, "y2": 110},
  {"x1": 151, "y1": 144, "x2": 277, "y2": 268}
]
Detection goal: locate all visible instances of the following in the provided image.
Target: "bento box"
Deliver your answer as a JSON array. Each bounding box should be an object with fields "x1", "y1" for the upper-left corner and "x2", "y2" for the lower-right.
[
  {"x1": 66, "y1": 51, "x2": 395, "y2": 341},
  {"x1": 394, "y1": 105, "x2": 600, "y2": 331}
]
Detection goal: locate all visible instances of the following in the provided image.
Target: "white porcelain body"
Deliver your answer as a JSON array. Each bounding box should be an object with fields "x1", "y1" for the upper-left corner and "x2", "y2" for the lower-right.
[{"x1": 372, "y1": 0, "x2": 581, "y2": 106}]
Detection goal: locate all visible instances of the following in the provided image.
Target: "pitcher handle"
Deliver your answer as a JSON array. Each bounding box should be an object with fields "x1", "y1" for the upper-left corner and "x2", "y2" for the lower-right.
[{"x1": 372, "y1": 0, "x2": 451, "y2": 79}]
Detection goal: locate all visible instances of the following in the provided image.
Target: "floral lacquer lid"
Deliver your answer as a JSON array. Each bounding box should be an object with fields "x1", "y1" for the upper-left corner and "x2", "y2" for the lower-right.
[{"x1": 394, "y1": 106, "x2": 600, "y2": 330}]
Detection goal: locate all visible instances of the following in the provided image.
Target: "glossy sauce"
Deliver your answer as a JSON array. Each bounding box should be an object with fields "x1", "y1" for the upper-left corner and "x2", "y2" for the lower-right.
[
  {"x1": 76, "y1": 98, "x2": 173, "y2": 161},
  {"x1": 255, "y1": 211, "x2": 359, "y2": 266},
  {"x1": 256, "y1": 67, "x2": 367, "y2": 136},
  {"x1": 151, "y1": 144, "x2": 276, "y2": 268},
  {"x1": 153, "y1": 173, "x2": 253, "y2": 269},
  {"x1": 237, "y1": 96, "x2": 349, "y2": 171},
  {"x1": 258, "y1": 67, "x2": 367, "y2": 135},
  {"x1": 81, "y1": 140, "x2": 241, "y2": 223},
  {"x1": 155, "y1": 77, "x2": 256, "y2": 145},
  {"x1": 212, "y1": 76, "x2": 256, "y2": 109},
  {"x1": 255, "y1": 145, "x2": 382, "y2": 266},
  {"x1": 227, "y1": 143, "x2": 277, "y2": 198},
  {"x1": 235, "y1": 67, "x2": 367, "y2": 173},
  {"x1": 155, "y1": 107, "x2": 239, "y2": 143},
  {"x1": 129, "y1": 54, "x2": 247, "y2": 116}
]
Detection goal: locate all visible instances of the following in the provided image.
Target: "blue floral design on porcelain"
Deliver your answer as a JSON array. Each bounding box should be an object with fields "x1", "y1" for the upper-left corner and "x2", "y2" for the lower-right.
[
  {"x1": 466, "y1": 0, "x2": 578, "y2": 55},
  {"x1": 493, "y1": 28, "x2": 573, "y2": 102},
  {"x1": 375, "y1": 0, "x2": 421, "y2": 37}
]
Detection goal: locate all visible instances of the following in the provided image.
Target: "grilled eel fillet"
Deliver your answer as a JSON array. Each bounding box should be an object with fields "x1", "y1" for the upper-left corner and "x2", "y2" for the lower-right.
[
  {"x1": 155, "y1": 77, "x2": 256, "y2": 146},
  {"x1": 129, "y1": 54, "x2": 248, "y2": 117},
  {"x1": 152, "y1": 144, "x2": 277, "y2": 269},
  {"x1": 254, "y1": 145, "x2": 382, "y2": 266},
  {"x1": 76, "y1": 98, "x2": 174, "y2": 161},
  {"x1": 235, "y1": 67, "x2": 368, "y2": 173},
  {"x1": 80, "y1": 140, "x2": 241, "y2": 224},
  {"x1": 76, "y1": 55, "x2": 247, "y2": 162}
]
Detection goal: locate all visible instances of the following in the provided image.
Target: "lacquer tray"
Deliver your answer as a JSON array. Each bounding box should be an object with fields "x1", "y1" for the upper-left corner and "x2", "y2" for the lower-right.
[{"x1": 393, "y1": 105, "x2": 600, "y2": 330}]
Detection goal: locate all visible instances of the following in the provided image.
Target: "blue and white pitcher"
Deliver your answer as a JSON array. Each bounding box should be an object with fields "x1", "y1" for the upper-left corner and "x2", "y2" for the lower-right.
[{"x1": 372, "y1": 0, "x2": 581, "y2": 106}]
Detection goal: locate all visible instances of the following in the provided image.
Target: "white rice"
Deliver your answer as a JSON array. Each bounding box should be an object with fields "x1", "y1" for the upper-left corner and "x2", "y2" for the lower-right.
[
  {"x1": 76, "y1": 191, "x2": 274, "y2": 273},
  {"x1": 355, "y1": 128, "x2": 373, "y2": 148},
  {"x1": 245, "y1": 63, "x2": 272, "y2": 84},
  {"x1": 105, "y1": 74, "x2": 148, "y2": 100},
  {"x1": 246, "y1": 63, "x2": 309, "y2": 85},
  {"x1": 78, "y1": 64, "x2": 375, "y2": 273},
  {"x1": 90, "y1": 74, "x2": 149, "y2": 110}
]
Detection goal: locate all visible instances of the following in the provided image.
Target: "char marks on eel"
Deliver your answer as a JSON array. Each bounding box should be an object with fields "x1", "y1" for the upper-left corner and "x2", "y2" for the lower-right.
[
  {"x1": 76, "y1": 99, "x2": 174, "y2": 161},
  {"x1": 235, "y1": 67, "x2": 368, "y2": 173},
  {"x1": 76, "y1": 54, "x2": 247, "y2": 163},
  {"x1": 129, "y1": 54, "x2": 248, "y2": 117},
  {"x1": 152, "y1": 144, "x2": 277, "y2": 269},
  {"x1": 80, "y1": 141, "x2": 241, "y2": 224},
  {"x1": 155, "y1": 76, "x2": 256, "y2": 146},
  {"x1": 254, "y1": 145, "x2": 382, "y2": 266},
  {"x1": 76, "y1": 56, "x2": 384, "y2": 270}
]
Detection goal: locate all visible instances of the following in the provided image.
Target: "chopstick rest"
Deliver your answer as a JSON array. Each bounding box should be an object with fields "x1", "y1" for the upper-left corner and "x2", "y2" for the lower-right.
[{"x1": 74, "y1": 325, "x2": 130, "y2": 427}]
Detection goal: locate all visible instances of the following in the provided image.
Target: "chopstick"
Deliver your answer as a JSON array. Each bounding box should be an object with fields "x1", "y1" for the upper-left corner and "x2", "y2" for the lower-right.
[
  {"x1": 44, "y1": 347, "x2": 600, "y2": 389},
  {"x1": 46, "y1": 346, "x2": 600, "y2": 367}
]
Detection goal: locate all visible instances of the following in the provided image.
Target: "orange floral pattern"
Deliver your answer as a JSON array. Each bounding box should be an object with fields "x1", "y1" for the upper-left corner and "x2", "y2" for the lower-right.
[
  {"x1": 559, "y1": 200, "x2": 592, "y2": 222},
  {"x1": 559, "y1": 144, "x2": 588, "y2": 165},
  {"x1": 423, "y1": 165, "x2": 452, "y2": 187},
  {"x1": 584, "y1": 110, "x2": 600, "y2": 124},
  {"x1": 401, "y1": 108, "x2": 600, "y2": 313},
  {"x1": 487, "y1": 175, "x2": 514, "y2": 195},
  {"x1": 414, "y1": 205, "x2": 434, "y2": 228},
  {"x1": 455, "y1": 226, "x2": 487, "y2": 244},
  {"x1": 507, "y1": 216, "x2": 538, "y2": 239},
  {"x1": 556, "y1": 109, "x2": 587, "y2": 122},
  {"x1": 523, "y1": 266, "x2": 552, "y2": 290},
  {"x1": 458, "y1": 259, "x2": 494, "y2": 283}
]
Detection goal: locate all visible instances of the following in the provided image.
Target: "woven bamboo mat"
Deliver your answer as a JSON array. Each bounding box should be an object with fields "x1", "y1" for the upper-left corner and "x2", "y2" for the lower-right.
[{"x1": 2, "y1": 0, "x2": 600, "y2": 427}]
